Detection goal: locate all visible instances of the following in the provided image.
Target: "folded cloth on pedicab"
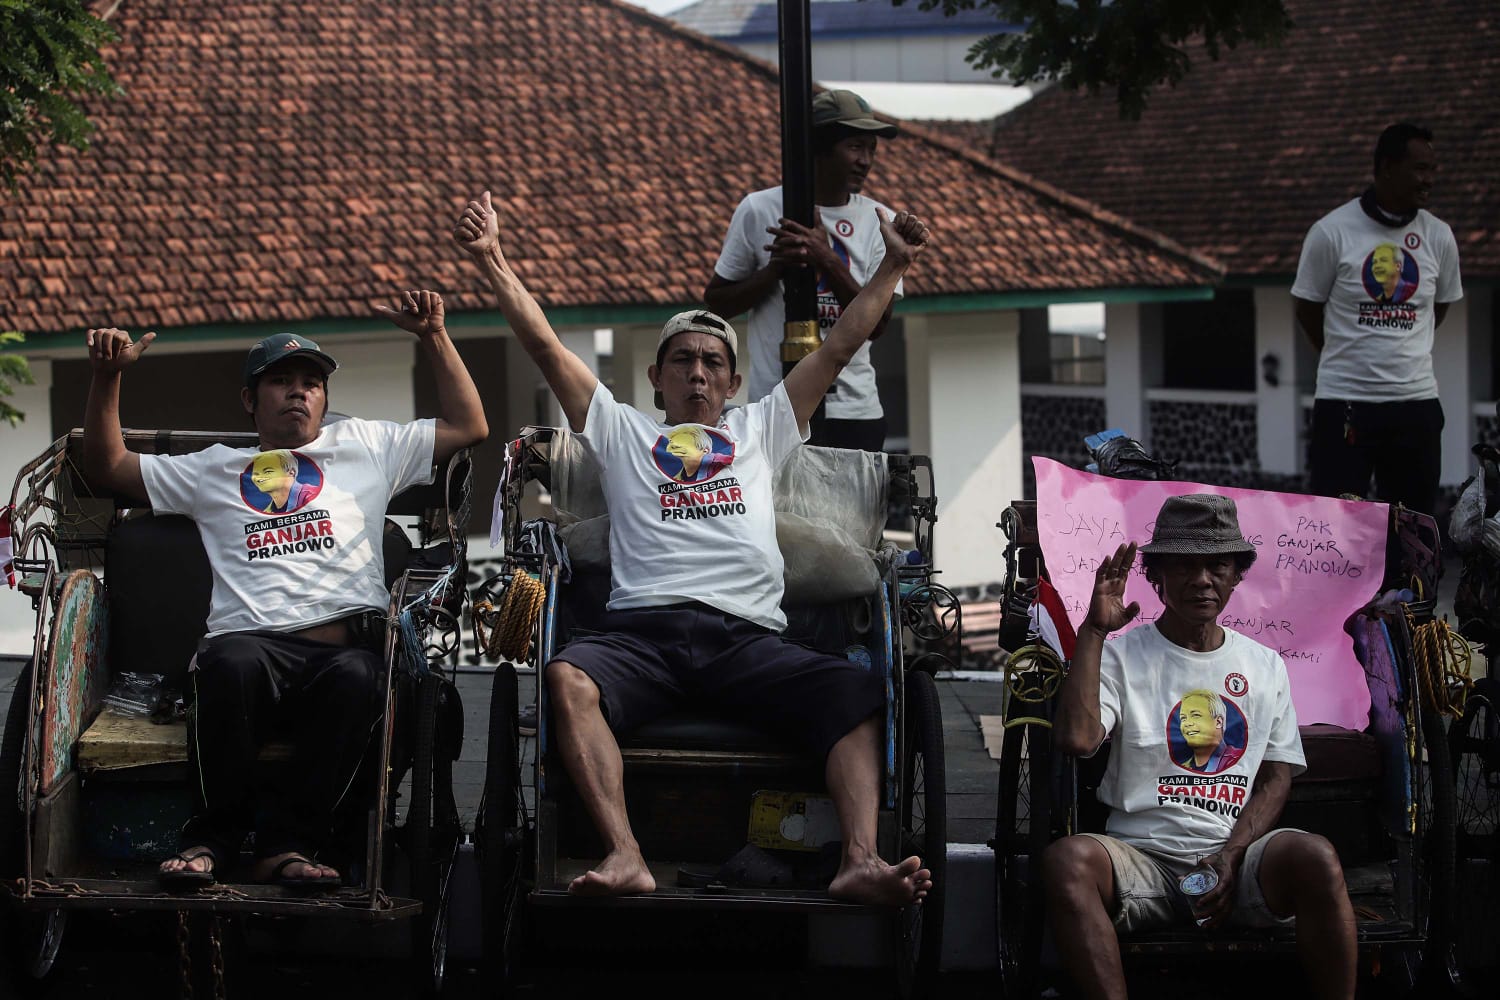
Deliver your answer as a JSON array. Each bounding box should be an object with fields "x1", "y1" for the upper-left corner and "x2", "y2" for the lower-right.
[
  {"x1": 556, "y1": 512, "x2": 880, "y2": 605},
  {"x1": 1449, "y1": 471, "x2": 1500, "y2": 560}
]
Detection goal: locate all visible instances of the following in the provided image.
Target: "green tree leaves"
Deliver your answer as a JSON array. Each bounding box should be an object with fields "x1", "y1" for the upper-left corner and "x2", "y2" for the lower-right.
[
  {"x1": 892, "y1": 0, "x2": 1292, "y2": 119},
  {"x1": 1, "y1": 0, "x2": 120, "y2": 191}
]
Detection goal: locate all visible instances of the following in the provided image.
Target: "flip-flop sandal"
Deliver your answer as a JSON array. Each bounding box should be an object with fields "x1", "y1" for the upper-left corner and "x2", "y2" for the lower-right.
[
  {"x1": 159, "y1": 848, "x2": 218, "y2": 888},
  {"x1": 266, "y1": 855, "x2": 342, "y2": 890}
]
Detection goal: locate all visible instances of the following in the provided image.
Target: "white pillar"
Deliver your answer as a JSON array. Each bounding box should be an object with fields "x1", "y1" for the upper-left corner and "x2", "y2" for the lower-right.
[
  {"x1": 922, "y1": 312, "x2": 1021, "y2": 588},
  {"x1": 614, "y1": 324, "x2": 659, "y2": 412},
  {"x1": 330, "y1": 339, "x2": 416, "y2": 423},
  {"x1": 1433, "y1": 297, "x2": 1472, "y2": 486},
  {"x1": 1103, "y1": 303, "x2": 1145, "y2": 439},
  {"x1": 1254, "y1": 287, "x2": 1301, "y2": 474},
  {"x1": 904, "y1": 315, "x2": 932, "y2": 460},
  {"x1": 556, "y1": 331, "x2": 599, "y2": 427}
]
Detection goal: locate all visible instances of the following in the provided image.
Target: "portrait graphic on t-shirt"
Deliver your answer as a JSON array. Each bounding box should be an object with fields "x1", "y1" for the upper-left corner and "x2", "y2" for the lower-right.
[
  {"x1": 1361, "y1": 242, "x2": 1420, "y2": 304},
  {"x1": 240, "y1": 450, "x2": 323, "y2": 514},
  {"x1": 652, "y1": 426, "x2": 736, "y2": 485},
  {"x1": 815, "y1": 236, "x2": 853, "y2": 298},
  {"x1": 1166, "y1": 689, "x2": 1248, "y2": 775}
]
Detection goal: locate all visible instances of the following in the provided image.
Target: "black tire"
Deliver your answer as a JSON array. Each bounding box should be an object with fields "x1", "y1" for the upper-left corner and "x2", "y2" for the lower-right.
[
  {"x1": 1417, "y1": 704, "x2": 1458, "y2": 990},
  {"x1": 407, "y1": 672, "x2": 454, "y2": 996},
  {"x1": 0, "y1": 662, "x2": 65, "y2": 994},
  {"x1": 995, "y1": 719, "x2": 1052, "y2": 1000},
  {"x1": 479, "y1": 663, "x2": 523, "y2": 996},
  {"x1": 1449, "y1": 678, "x2": 1499, "y2": 863},
  {"x1": 895, "y1": 669, "x2": 946, "y2": 1000},
  {"x1": 1447, "y1": 677, "x2": 1499, "y2": 990}
]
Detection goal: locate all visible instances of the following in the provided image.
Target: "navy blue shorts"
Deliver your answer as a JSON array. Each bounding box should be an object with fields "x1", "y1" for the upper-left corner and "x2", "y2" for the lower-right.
[{"x1": 549, "y1": 603, "x2": 885, "y2": 759}]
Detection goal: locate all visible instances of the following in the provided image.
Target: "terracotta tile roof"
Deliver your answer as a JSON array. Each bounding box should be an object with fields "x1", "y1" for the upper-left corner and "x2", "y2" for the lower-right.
[
  {"x1": 986, "y1": 0, "x2": 1499, "y2": 279},
  {"x1": 0, "y1": 0, "x2": 1217, "y2": 341}
]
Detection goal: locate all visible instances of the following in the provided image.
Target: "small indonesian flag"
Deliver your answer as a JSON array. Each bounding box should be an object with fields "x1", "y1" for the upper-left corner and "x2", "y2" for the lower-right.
[
  {"x1": 1029, "y1": 577, "x2": 1076, "y2": 660},
  {"x1": 0, "y1": 506, "x2": 13, "y2": 588}
]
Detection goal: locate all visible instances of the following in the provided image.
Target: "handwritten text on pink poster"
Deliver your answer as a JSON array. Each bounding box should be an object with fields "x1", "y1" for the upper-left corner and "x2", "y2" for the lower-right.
[{"x1": 1033, "y1": 458, "x2": 1387, "y2": 729}]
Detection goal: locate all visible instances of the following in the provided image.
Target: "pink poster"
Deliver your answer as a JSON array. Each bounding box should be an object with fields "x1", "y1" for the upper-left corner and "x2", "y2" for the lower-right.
[{"x1": 1033, "y1": 458, "x2": 1388, "y2": 730}]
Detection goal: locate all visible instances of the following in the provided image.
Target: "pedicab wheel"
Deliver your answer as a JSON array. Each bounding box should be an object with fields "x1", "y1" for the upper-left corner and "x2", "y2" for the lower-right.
[
  {"x1": 0, "y1": 662, "x2": 66, "y2": 993},
  {"x1": 1449, "y1": 678, "x2": 1499, "y2": 863},
  {"x1": 1416, "y1": 703, "x2": 1459, "y2": 992},
  {"x1": 1379, "y1": 704, "x2": 1460, "y2": 998},
  {"x1": 408, "y1": 672, "x2": 456, "y2": 996},
  {"x1": 994, "y1": 720, "x2": 1053, "y2": 1000},
  {"x1": 895, "y1": 668, "x2": 946, "y2": 1000},
  {"x1": 480, "y1": 662, "x2": 524, "y2": 996},
  {"x1": 1448, "y1": 677, "x2": 1500, "y2": 991}
]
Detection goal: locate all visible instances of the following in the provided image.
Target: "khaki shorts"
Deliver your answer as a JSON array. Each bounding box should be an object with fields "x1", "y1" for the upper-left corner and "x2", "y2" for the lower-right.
[{"x1": 1080, "y1": 830, "x2": 1302, "y2": 933}]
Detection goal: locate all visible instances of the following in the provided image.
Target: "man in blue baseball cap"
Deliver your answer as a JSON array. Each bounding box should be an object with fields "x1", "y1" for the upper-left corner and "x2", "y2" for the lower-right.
[{"x1": 80, "y1": 290, "x2": 487, "y2": 889}]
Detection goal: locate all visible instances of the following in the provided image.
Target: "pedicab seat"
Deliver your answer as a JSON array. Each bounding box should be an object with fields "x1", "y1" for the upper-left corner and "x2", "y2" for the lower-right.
[{"x1": 75, "y1": 509, "x2": 418, "y2": 776}]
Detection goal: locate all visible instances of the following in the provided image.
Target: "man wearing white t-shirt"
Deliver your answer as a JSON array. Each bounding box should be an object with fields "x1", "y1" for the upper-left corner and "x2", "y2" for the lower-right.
[
  {"x1": 1044, "y1": 496, "x2": 1355, "y2": 1000},
  {"x1": 704, "y1": 90, "x2": 901, "y2": 451},
  {"x1": 1292, "y1": 123, "x2": 1464, "y2": 517},
  {"x1": 455, "y1": 189, "x2": 932, "y2": 905},
  {"x1": 81, "y1": 291, "x2": 487, "y2": 889}
]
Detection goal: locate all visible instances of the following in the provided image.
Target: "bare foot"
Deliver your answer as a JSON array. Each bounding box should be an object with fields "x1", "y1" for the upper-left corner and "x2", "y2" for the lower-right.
[
  {"x1": 253, "y1": 851, "x2": 340, "y2": 884},
  {"x1": 829, "y1": 854, "x2": 932, "y2": 906},
  {"x1": 160, "y1": 846, "x2": 216, "y2": 877},
  {"x1": 567, "y1": 849, "x2": 656, "y2": 897}
]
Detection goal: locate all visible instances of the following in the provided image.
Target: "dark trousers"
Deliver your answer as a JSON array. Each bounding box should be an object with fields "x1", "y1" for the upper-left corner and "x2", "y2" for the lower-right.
[
  {"x1": 808, "y1": 414, "x2": 887, "y2": 452},
  {"x1": 1309, "y1": 398, "x2": 1444, "y2": 516},
  {"x1": 184, "y1": 631, "x2": 382, "y2": 863}
]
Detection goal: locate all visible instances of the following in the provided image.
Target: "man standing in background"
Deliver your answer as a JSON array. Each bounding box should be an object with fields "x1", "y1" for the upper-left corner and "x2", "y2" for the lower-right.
[
  {"x1": 1292, "y1": 123, "x2": 1463, "y2": 517},
  {"x1": 704, "y1": 90, "x2": 901, "y2": 451}
]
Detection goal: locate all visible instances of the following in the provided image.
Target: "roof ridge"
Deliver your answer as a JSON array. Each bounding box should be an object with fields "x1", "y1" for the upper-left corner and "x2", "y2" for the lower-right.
[
  {"x1": 603, "y1": 0, "x2": 786, "y2": 83},
  {"x1": 898, "y1": 117, "x2": 1226, "y2": 281},
  {"x1": 606, "y1": 0, "x2": 1219, "y2": 280}
]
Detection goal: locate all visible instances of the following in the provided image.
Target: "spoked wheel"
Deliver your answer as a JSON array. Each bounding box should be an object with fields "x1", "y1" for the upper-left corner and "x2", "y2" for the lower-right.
[
  {"x1": 1414, "y1": 704, "x2": 1459, "y2": 992},
  {"x1": 479, "y1": 663, "x2": 524, "y2": 996},
  {"x1": 0, "y1": 662, "x2": 66, "y2": 994},
  {"x1": 995, "y1": 717, "x2": 1066, "y2": 1000},
  {"x1": 1448, "y1": 677, "x2": 1499, "y2": 988},
  {"x1": 895, "y1": 669, "x2": 946, "y2": 1000},
  {"x1": 407, "y1": 672, "x2": 462, "y2": 996},
  {"x1": 1450, "y1": 678, "x2": 1500, "y2": 862}
]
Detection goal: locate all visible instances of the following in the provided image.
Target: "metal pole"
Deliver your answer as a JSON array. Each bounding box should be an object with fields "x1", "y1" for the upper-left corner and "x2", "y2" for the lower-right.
[{"x1": 777, "y1": 0, "x2": 819, "y2": 380}]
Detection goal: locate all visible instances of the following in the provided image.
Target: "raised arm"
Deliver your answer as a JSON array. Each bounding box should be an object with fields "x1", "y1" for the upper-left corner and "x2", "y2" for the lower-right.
[
  {"x1": 782, "y1": 210, "x2": 928, "y2": 427},
  {"x1": 453, "y1": 192, "x2": 597, "y2": 432},
  {"x1": 1054, "y1": 542, "x2": 1140, "y2": 757},
  {"x1": 375, "y1": 289, "x2": 488, "y2": 463},
  {"x1": 81, "y1": 327, "x2": 155, "y2": 503}
]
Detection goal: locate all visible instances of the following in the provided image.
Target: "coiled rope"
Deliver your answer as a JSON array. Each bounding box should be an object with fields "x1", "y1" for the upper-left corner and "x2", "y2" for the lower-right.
[
  {"x1": 473, "y1": 571, "x2": 545, "y2": 662},
  {"x1": 1409, "y1": 613, "x2": 1474, "y2": 719}
]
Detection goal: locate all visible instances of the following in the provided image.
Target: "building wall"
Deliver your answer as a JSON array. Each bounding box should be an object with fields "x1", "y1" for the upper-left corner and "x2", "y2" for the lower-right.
[{"x1": 738, "y1": 34, "x2": 996, "y2": 84}]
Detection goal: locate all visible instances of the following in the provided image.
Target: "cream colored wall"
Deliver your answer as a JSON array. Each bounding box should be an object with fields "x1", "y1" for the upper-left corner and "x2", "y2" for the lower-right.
[{"x1": 909, "y1": 311, "x2": 1022, "y2": 588}]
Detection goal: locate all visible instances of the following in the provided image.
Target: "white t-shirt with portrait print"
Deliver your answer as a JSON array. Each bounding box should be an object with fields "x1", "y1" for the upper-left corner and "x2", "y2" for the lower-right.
[
  {"x1": 713, "y1": 186, "x2": 901, "y2": 420},
  {"x1": 139, "y1": 417, "x2": 436, "y2": 637},
  {"x1": 579, "y1": 381, "x2": 806, "y2": 632},
  {"x1": 1093, "y1": 623, "x2": 1307, "y2": 863},
  {"x1": 1291, "y1": 198, "x2": 1463, "y2": 402}
]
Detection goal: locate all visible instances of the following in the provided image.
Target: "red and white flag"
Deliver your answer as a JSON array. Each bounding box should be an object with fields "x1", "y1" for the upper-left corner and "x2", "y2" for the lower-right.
[
  {"x1": 0, "y1": 506, "x2": 14, "y2": 588},
  {"x1": 1029, "y1": 577, "x2": 1076, "y2": 660}
]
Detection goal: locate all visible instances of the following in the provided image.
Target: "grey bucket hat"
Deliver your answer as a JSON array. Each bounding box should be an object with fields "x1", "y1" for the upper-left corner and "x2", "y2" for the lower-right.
[{"x1": 1139, "y1": 495, "x2": 1255, "y2": 555}]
